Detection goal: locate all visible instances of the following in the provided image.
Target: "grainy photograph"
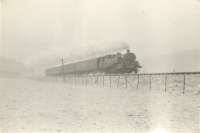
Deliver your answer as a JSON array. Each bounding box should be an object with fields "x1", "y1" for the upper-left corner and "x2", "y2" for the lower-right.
[{"x1": 0, "y1": 0, "x2": 200, "y2": 133}]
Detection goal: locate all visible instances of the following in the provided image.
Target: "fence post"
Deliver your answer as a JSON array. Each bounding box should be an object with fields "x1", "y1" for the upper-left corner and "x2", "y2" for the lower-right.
[
  {"x1": 109, "y1": 73, "x2": 112, "y2": 88},
  {"x1": 61, "y1": 57, "x2": 66, "y2": 82},
  {"x1": 74, "y1": 74, "x2": 76, "y2": 87},
  {"x1": 149, "y1": 75, "x2": 152, "y2": 91},
  {"x1": 85, "y1": 74, "x2": 88, "y2": 86},
  {"x1": 103, "y1": 75, "x2": 105, "y2": 87},
  {"x1": 78, "y1": 75, "x2": 79, "y2": 85},
  {"x1": 92, "y1": 75, "x2": 94, "y2": 85},
  {"x1": 81, "y1": 75, "x2": 82, "y2": 85},
  {"x1": 96, "y1": 75, "x2": 98, "y2": 85},
  {"x1": 93, "y1": 75, "x2": 95, "y2": 85},
  {"x1": 137, "y1": 74, "x2": 140, "y2": 89},
  {"x1": 125, "y1": 75, "x2": 128, "y2": 88},
  {"x1": 164, "y1": 75, "x2": 167, "y2": 93},
  {"x1": 183, "y1": 74, "x2": 186, "y2": 94},
  {"x1": 74, "y1": 75, "x2": 75, "y2": 86},
  {"x1": 117, "y1": 75, "x2": 120, "y2": 88},
  {"x1": 71, "y1": 75, "x2": 74, "y2": 85}
]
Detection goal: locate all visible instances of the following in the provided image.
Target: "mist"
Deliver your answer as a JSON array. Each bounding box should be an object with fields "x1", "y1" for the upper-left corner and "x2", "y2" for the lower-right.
[
  {"x1": 0, "y1": 1, "x2": 2, "y2": 52},
  {"x1": 1, "y1": 0, "x2": 200, "y2": 73}
]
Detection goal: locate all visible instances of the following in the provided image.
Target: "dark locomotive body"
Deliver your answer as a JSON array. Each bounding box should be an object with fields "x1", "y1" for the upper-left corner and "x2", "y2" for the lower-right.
[{"x1": 45, "y1": 50, "x2": 141, "y2": 76}]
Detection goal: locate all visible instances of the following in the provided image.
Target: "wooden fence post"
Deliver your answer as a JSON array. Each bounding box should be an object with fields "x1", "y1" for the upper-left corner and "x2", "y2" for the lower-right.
[
  {"x1": 109, "y1": 74, "x2": 112, "y2": 88},
  {"x1": 125, "y1": 75, "x2": 128, "y2": 88},
  {"x1": 81, "y1": 75, "x2": 82, "y2": 85},
  {"x1": 71, "y1": 75, "x2": 72, "y2": 84},
  {"x1": 92, "y1": 75, "x2": 95, "y2": 85},
  {"x1": 85, "y1": 74, "x2": 88, "y2": 86},
  {"x1": 149, "y1": 75, "x2": 152, "y2": 91},
  {"x1": 96, "y1": 75, "x2": 98, "y2": 85},
  {"x1": 75, "y1": 74, "x2": 77, "y2": 86},
  {"x1": 83, "y1": 75, "x2": 85, "y2": 86},
  {"x1": 61, "y1": 57, "x2": 66, "y2": 82},
  {"x1": 183, "y1": 74, "x2": 186, "y2": 94},
  {"x1": 164, "y1": 75, "x2": 167, "y2": 93},
  {"x1": 137, "y1": 74, "x2": 140, "y2": 89},
  {"x1": 117, "y1": 75, "x2": 120, "y2": 88},
  {"x1": 102, "y1": 75, "x2": 104, "y2": 87},
  {"x1": 78, "y1": 74, "x2": 80, "y2": 85}
]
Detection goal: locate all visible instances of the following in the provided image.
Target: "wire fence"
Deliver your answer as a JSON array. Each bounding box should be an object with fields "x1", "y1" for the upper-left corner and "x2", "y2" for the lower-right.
[{"x1": 50, "y1": 72, "x2": 200, "y2": 94}]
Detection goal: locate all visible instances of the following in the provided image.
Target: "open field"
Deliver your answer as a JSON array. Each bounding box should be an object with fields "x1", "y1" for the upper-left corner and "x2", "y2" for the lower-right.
[{"x1": 0, "y1": 75, "x2": 200, "y2": 133}]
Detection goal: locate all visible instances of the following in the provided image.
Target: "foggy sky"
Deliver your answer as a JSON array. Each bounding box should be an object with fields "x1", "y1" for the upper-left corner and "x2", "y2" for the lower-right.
[
  {"x1": 1, "y1": 0, "x2": 200, "y2": 65},
  {"x1": 0, "y1": 1, "x2": 2, "y2": 52}
]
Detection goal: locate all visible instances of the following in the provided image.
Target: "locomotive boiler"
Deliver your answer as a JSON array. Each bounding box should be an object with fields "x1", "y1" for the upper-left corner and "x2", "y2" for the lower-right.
[{"x1": 45, "y1": 49, "x2": 141, "y2": 76}]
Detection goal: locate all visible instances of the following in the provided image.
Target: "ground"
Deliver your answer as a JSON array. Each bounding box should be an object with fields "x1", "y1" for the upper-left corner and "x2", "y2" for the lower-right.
[{"x1": 0, "y1": 75, "x2": 200, "y2": 133}]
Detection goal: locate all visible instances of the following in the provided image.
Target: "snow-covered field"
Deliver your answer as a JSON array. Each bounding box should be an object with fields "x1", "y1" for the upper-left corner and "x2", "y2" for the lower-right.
[{"x1": 0, "y1": 75, "x2": 200, "y2": 133}]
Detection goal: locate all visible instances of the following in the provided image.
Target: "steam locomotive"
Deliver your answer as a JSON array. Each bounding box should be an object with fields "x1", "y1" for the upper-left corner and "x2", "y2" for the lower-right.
[{"x1": 45, "y1": 49, "x2": 141, "y2": 76}]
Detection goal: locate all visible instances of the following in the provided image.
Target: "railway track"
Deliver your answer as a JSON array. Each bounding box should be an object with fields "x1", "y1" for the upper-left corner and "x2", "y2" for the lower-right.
[
  {"x1": 135, "y1": 71, "x2": 200, "y2": 76},
  {"x1": 74, "y1": 71, "x2": 200, "y2": 77}
]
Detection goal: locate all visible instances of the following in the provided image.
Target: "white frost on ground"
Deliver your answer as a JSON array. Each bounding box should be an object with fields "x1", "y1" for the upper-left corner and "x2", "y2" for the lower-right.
[{"x1": 0, "y1": 76, "x2": 199, "y2": 133}]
